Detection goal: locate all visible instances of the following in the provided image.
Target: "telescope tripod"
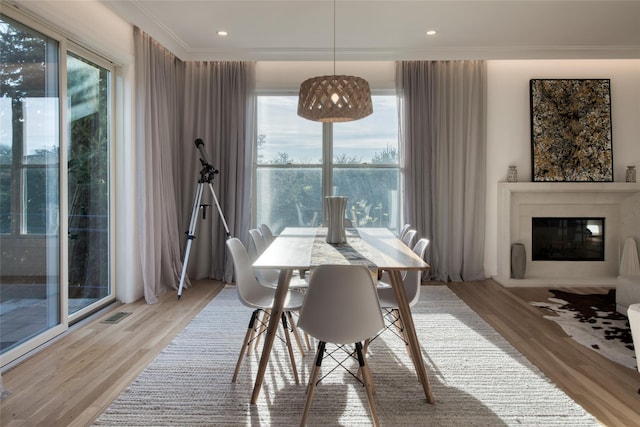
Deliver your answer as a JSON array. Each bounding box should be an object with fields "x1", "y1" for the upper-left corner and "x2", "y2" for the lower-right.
[{"x1": 178, "y1": 139, "x2": 230, "y2": 299}]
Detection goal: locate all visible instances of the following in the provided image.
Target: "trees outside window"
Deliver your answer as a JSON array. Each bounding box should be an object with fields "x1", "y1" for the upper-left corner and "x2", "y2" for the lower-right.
[{"x1": 255, "y1": 95, "x2": 400, "y2": 234}]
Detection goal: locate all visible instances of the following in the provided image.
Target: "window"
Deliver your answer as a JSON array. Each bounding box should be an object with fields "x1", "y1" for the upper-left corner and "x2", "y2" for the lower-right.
[{"x1": 255, "y1": 95, "x2": 400, "y2": 234}]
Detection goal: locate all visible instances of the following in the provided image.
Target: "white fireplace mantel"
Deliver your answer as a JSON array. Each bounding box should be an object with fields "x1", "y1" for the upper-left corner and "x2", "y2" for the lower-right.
[{"x1": 495, "y1": 182, "x2": 640, "y2": 287}]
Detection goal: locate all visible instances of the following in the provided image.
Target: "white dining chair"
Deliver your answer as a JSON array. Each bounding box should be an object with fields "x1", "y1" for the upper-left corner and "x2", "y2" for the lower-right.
[
  {"x1": 371, "y1": 238, "x2": 429, "y2": 349},
  {"x1": 398, "y1": 223, "x2": 411, "y2": 239},
  {"x1": 249, "y1": 228, "x2": 309, "y2": 290},
  {"x1": 401, "y1": 228, "x2": 417, "y2": 247},
  {"x1": 297, "y1": 264, "x2": 385, "y2": 427},
  {"x1": 226, "y1": 238, "x2": 305, "y2": 384},
  {"x1": 247, "y1": 229, "x2": 311, "y2": 351},
  {"x1": 258, "y1": 223, "x2": 276, "y2": 245},
  {"x1": 378, "y1": 229, "x2": 419, "y2": 284},
  {"x1": 247, "y1": 229, "x2": 264, "y2": 263}
]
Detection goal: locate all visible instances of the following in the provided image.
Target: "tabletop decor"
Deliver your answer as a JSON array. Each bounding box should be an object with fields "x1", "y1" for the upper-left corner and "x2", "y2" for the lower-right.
[
  {"x1": 626, "y1": 166, "x2": 636, "y2": 183},
  {"x1": 325, "y1": 196, "x2": 347, "y2": 244},
  {"x1": 530, "y1": 79, "x2": 613, "y2": 182},
  {"x1": 511, "y1": 243, "x2": 526, "y2": 279}
]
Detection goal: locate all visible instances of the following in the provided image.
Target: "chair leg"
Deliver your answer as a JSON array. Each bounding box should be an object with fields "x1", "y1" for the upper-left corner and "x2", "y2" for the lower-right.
[
  {"x1": 281, "y1": 313, "x2": 299, "y2": 384},
  {"x1": 301, "y1": 341, "x2": 325, "y2": 427},
  {"x1": 253, "y1": 309, "x2": 270, "y2": 351},
  {"x1": 392, "y1": 308, "x2": 403, "y2": 333},
  {"x1": 394, "y1": 309, "x2": 412, "y2": 358},
  {"x1": 305, "y1": 341, "x2": 323, "y2": 394},
  {"x1": 287, "y1": 311, "x2": 306, "y2": 357},
  {"x1": 356, "y1": 341, "x2": 380, "y2": 427},
  {"x1": 357, "y1": 338, "x2": 373, "y2": 388},
  {"x1": 304, "y1": 331, "x2": 313, "y2": 351},
  {"x1": 246, "y1": 313, "x2": 260, "y2": 350},
  {"x1": 232, "y1": 309, "x2": 259, "y2": 383}
]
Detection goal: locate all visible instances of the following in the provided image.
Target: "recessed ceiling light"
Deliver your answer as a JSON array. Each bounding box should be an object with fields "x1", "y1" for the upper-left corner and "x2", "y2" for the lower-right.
[
  {"x1": 217, "y1": 30, "x2": 228, "y2": 37},
  {"x1": 426, "y1": 30, "x2": 437, "y2": 36}
]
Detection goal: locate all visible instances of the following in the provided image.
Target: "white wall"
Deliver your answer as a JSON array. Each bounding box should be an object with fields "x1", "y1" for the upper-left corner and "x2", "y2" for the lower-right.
[{"x1": 485, "y1": 60, "x2": 640, "y2": 278}]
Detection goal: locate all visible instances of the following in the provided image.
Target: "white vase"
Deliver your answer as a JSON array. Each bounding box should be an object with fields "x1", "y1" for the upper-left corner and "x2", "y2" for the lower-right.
[
  {"x1": 325, "y1": 196, "x2": 347, "y2": 244},
  {"x1": 507, "y1": 165, "x2": 518, "y2": 182}
]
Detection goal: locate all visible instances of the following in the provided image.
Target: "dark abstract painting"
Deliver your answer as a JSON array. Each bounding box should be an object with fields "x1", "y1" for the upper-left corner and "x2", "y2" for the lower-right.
[{"x1": 530, "y1": 79, "x2": 613, "y2": 182}]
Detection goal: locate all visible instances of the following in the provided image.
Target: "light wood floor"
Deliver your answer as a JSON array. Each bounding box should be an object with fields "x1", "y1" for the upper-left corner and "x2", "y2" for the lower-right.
[
  {"x1": 1, "y1": 280, "x2": 225, "y2": 427},
  {"x1": 448, "y1": 280, "x2": 640, "y2": 427},
  {"x1": 1, "y1": 279, "x2": 639, "y2": 426}
]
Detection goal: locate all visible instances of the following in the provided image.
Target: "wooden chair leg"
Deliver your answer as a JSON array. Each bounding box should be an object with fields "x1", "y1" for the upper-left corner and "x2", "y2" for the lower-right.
[
  {"x1": 281, "y1": 313, "x2": 299, "y2": 384},
  {"x1": 304, "y1": 332, "x2": 312, "y2": 351},
  {"x1": 394, "y1": 309, "x2": 412, "y2": 358},
  {"x1": 253, "y1": 309, "x2": 270, "y2": 351},
  {"x1": 301, "y1": 342, "x2": 325, "y2": 426},
  {"x1": 355, "y1": 337, "x2": 371, "y2": 380},
  {"x1": 356, "y1": 342, "x2": 380, "y2": 427},
  {"x1": 247, "y1": 313, "x2": 259, "y2": 349},
  {"x1": 287, "y1": 311, "x2": 306, "y2": 357},
  {"x1": 305, "y1": 341, "x2": 323, "y2": 394},
  {"x1": 232, "y1": 309, "x2": 259, "y2": 382}
]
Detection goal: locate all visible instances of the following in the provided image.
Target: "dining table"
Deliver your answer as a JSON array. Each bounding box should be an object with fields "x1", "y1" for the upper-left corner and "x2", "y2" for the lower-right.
[{"x1": 250, "y1": 226, "x2": 434, "y2": 404}]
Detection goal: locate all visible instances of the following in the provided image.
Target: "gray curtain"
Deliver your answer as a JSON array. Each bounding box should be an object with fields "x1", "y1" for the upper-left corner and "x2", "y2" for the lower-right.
[
  {"x1": 180, "y1": 61, "x2": 255, "y2": 284},
  {"x1": 134, "y1": 27, "x2": 185, "y2": 303},
  {"x1": 396, "y1": 60, "x2": 486, "y2": 282},
  {"x1": 135, "y1": 28, "x2": 255, "y2": 302}
]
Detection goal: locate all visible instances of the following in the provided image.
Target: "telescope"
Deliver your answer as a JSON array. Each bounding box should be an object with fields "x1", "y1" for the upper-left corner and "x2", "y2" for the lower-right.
[
  {"x1": 194, "y1": 138, "x2": 219, "y2": 184},
  {"x1": 177, "y1": 139, "x2": 231, "y2": 298}
]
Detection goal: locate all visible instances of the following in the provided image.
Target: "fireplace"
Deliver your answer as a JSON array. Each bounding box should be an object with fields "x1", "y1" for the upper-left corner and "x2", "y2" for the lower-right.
[
  {"x1": 531, "y1": 217, "x2": 605, "y2": 261},
  {"x1": 495, "y1": 182, "x2": 640, "y2": 286}
]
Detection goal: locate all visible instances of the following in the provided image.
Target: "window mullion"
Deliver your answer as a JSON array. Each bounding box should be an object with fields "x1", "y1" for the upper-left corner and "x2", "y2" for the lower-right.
[{"x1": 322, "y1": 122, "x2": 333, "y2": 224}]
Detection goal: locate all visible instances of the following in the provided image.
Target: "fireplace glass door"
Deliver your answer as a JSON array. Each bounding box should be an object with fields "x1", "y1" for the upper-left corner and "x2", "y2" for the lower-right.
[{"x1": 532, "y1": 217, "x2": 605, "y2": 261}]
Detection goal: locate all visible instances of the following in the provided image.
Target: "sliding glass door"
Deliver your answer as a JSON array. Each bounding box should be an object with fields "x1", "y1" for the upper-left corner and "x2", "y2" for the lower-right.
[
  {"x1": 0, "y1": 15, "x2": 62, "y2": 355},
  {"x1": 67, "y1": 52, "x2": 111, "y2": 316},
  {"x1": 0, "y1": 12, "x2": 114, "y2": 366}
]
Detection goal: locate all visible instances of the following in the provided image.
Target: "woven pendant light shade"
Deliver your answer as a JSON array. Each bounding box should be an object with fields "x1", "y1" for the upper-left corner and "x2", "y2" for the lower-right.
[{"x1": 297, "y1": 74, "x2": 373, "y2": 123}]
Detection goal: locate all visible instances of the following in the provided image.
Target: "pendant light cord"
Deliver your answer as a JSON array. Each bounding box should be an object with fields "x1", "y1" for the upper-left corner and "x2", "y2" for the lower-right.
[{"x1": 333, "y1": 0, "x2": 336, "y2": 75}]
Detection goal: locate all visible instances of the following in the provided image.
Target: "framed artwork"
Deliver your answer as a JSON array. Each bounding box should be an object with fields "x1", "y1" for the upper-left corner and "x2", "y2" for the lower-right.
[{"x1": 530, "y1": 79, "x2": 613, "y2": 182}]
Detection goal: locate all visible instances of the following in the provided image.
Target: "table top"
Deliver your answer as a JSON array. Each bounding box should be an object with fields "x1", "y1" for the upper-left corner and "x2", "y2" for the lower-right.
[{"x1": 253, "y1": 227, "x2": 430, "y2": 271}]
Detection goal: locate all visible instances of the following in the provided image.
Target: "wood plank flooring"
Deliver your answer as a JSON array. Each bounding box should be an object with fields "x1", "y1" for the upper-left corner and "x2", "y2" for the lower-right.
[
  {"x1": 1, "y1": 280, "x2": 224, "y2": 427},
  {"x1": 1, "y1": 279, "x2": 639, "y2": 426},
  {"x1": 448, "y1": 280, "x2": 640, "y2": 427}
]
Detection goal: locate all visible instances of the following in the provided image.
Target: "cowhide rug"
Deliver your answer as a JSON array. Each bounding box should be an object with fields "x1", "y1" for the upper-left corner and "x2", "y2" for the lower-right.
[{"x1": 531, "y1": 289, "x2": 637, "y2": 370}]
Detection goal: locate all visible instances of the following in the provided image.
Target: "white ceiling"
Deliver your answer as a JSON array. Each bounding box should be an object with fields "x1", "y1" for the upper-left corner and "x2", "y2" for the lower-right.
[{"x1": 100, "y1": 0, "x2": 640, "y2": 61}]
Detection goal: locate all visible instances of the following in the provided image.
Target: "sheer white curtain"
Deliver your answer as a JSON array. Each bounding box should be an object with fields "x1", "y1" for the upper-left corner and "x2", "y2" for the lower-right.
[
  {"x1": 180, "y1": 61, "x2": 255, "y2": 284},
  {"x1": 397, "y1": 60, "x2": 487, "y2": 281},
  {"x1": 134, "y1": 28, "x2": 255, "y2": 302}
]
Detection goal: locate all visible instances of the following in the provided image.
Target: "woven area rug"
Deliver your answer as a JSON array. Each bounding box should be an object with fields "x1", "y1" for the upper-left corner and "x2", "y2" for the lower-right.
[
  {"x1": 531, "y1": 289, "x2": 636, "y2": 370},
  {"x1": 94, "y1": 286, "x2": 599, "y2": 426}
]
